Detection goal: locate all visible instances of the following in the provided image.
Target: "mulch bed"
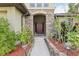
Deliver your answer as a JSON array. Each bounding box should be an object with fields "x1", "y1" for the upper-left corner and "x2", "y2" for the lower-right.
[
  {"x1": 7, "y1": 45, "x2": 26, "y2": 56},
  {"x1": 6, "y1": 43, "x2": 32, "y2": 56},
  {"x1": 49, "y1": 39, "x2": 79, "y2": 56}
]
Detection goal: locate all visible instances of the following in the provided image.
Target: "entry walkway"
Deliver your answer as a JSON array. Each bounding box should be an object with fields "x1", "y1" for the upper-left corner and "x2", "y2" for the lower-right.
[{"x1": 30, "y1": 36, "x2": 50, "y2": 56}]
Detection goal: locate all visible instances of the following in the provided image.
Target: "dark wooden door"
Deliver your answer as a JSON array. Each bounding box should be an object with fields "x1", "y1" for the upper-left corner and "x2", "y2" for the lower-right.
[{"x1": 37, "y1": 23, "x2": 43, "y2": 34}]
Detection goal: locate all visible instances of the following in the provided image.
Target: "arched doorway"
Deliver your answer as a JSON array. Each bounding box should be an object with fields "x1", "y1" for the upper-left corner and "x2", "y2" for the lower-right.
[{"x1": 33, "y1": 14, "x2": 46, "y2": 35}]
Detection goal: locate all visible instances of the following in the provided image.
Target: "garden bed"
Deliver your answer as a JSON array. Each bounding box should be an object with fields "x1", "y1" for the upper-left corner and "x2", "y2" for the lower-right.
[
  {"x1": 48, "y1": 39, "x2": 79, "y2": 56},
  {"x1": 6, "y1": 43, "x2": 32, "y2": 56}
]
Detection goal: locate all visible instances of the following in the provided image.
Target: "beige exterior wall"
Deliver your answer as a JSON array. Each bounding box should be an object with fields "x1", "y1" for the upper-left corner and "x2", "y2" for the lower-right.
[
  {"x1": 56, "y1": 17, "x2": 79, "y2": 25},
  {"x1": 0, "y1": 7, "x2": 25, "y2": 33},
  {"x1": 55, "y1": 17, "x2": 71, "y2": 22},
  {"x1": 0, "y1": 11, "x2": 7, "y2": 18},
  {"x1": 15, "y1": 8, "x2": 22, "y2": 33}
]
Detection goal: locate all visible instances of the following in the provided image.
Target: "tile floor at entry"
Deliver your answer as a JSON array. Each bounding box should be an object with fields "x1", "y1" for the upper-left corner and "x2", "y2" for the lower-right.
[{"x1": 30, "y1": 36, "x2": 50, "y2": 56}]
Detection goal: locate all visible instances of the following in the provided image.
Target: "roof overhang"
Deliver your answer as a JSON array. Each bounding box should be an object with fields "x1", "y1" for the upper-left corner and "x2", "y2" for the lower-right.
[{"x1": 0, "y1": 3, "x2": 30, "y2": 15}]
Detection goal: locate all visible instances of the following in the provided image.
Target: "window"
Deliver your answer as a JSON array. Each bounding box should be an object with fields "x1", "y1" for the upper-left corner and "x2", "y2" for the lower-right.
[
  {"x1": 30, "y1": 3, "x2": 35, "y2": 7},
  {"x1": 44, "y1": 3, "x2": 49, "y2": 7},
  {"x1": 37, "y1": 3, "x2": 42, "y2": 7}
]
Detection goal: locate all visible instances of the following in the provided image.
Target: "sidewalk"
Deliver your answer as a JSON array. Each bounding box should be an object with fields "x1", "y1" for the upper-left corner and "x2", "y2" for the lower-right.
[{"x1": 30, "y1": 36, "x2": 50, "y2": 56}]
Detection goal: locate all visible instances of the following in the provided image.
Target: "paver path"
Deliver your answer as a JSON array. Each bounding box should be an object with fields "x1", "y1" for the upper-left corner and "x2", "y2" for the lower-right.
[{"x1": 30, "y1": 36, "x2": 50, "y2": 56}]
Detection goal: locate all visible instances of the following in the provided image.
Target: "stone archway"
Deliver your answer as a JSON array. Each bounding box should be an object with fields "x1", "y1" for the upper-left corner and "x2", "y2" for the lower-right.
[
  {"x1": 33, "y1": 14, "x2": 46, "y2": 35},
  {"x1": 25, "y1": 9, "x2": 54, "y2": 37}
]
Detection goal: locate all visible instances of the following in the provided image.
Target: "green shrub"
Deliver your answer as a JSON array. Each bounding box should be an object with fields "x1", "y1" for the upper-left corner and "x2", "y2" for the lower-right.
[
  {"x1": 54, "y1": 18, "x2": 74, "y2": 42},
  {"x1": 53, "y1": 18, "x2": 61, "y2": 40},
  {"x1": 60, "y1": 21, "x2": 70, "y2": 42},
  {"x1": 66, "y1": 32, "x2": 79, "y2": 49},
  {"x1": 0, "y1": 18, "x2": 9, "y2": 33},
  {"x1": 0, "y1": 18, "x2": 16, "y2": 55},
  {"x1": 18, "y1": 26, "x2": 32, "y2": 44}
]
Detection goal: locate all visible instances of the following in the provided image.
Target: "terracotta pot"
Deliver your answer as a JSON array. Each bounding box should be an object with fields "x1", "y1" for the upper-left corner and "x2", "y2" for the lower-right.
[{"x1": 22, "y1": 42, "x2": 32, "y2": 55}]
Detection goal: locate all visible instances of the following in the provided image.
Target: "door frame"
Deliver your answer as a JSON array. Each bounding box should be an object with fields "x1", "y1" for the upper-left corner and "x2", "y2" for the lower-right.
[{"x1": 33, "y1": 14, "x2": 46, "y2": 35}]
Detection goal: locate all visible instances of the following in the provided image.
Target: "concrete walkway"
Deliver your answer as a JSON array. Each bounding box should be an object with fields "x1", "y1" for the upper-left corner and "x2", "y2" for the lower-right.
[{"x1": 30, "y1": 36, "x2": 50, "y2": 56}]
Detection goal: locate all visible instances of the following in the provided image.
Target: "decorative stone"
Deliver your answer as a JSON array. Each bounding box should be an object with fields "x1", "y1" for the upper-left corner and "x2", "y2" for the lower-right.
[{"x1": 64, "y1": 42, "x2": 71, "y2": 50}]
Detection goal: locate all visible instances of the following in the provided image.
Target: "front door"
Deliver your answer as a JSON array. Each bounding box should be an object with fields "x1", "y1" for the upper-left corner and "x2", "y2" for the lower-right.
[
  {"x1": 37, "y1": 23, "x2": 43, "y2": 34},
  {"x1": 34, "y1": 15, "x2": 46, "y2": 35}
]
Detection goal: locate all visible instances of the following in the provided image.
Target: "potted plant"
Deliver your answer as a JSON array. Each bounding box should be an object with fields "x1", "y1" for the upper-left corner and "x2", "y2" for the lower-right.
[{"x1": 17, "y1": 26, "x2": 32, "y2": 55}]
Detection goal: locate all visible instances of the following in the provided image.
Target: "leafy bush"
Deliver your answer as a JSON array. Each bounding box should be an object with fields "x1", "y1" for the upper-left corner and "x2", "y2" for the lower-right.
[
  {"x1": 54, "y1": 18, "x2": 74, "y2": 42},
  {"x1": 53, "y1": 18, "x2": 61, "y2": 40},
  {"x1": 66, "y1": 32, "x2": 79, "y2": 49},
  {"x1": 18, "y1": 26, "x2": 32, "y2": 44},
  {"x1": 60, "y1": 21, "x2": 70, "y2": 42},
  {"x1": 0, "y1": 18, "x2": 16, "y2": 55},
  {"x1": 0, "y1": 18, "x2": 9, "y2": 33}
]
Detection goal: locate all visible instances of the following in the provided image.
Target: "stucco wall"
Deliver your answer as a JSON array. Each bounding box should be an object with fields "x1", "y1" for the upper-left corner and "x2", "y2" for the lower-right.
[
  {"x1": 55, "y1": 17, "x2": 79, "y2": 25},
  {"x1": 0, "y1": 7, "x2": 24, "y2": 33},
  {"x1": 15, "y1": 8, "x2": 22, "y2": 33},
  {"x1": 0, "y1": 11, "x2": 7, "y2": 18}
]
